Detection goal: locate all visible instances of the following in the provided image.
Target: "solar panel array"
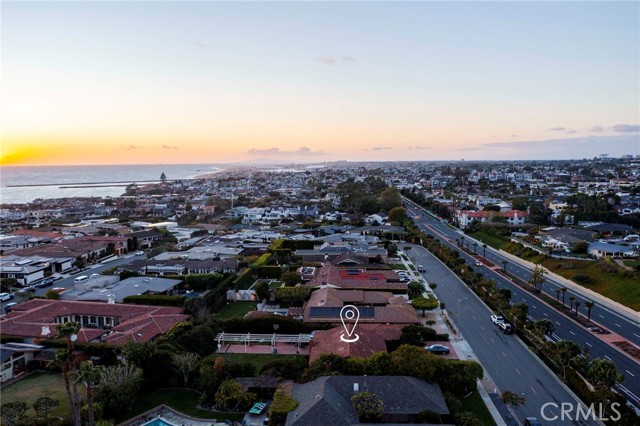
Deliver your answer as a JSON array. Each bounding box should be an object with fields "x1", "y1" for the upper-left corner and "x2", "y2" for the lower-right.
[{"x1": 308, "y1": 306, "x2": 375, "y2": 318}]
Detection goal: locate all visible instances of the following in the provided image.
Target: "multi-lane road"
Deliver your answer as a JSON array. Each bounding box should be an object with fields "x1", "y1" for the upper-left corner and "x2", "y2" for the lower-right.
[
  {"x1": 408, "y1": 243, "x2": 599, "y2": 426},
  {"x1": 405, "y1": 201, "x2": 640, "y2": 411}
]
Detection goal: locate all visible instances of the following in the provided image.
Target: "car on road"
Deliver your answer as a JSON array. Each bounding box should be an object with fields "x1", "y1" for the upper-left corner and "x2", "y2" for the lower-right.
[
  {"x1": 498, "y1": 322, "x2": 513, "y2": 334},
  {"x1": 51, "y1": 287, "x2": 67, "y2": 294},
  {"x1": 475, "y1": 261, "x2": 483, "y2": 267},
  {"x1": 418, "y1": 265, "x2": 426, "y2": 273},
  {"x1": 490, "y1": 315, "x2": 505, "y2": 325},
  {"x1": 0, "y1": 292, "x2": 14, "y2": 302},
  {"x1": 36, "y1": 277, "x2": 55, "y2": 288},
  {"x1": 425, "y1": 344, "x2": 450, "y2": 355},
  {"x1": 135, "y1": 251, "x2": 145, "y2": 256},
  {"x1": 524, "y1": 417, "x2": 542, "y2": 426},
  {"x1": 16, "y1": 286, "x2": 35, "y2": 294},
  {"x1": 90, "y1": 273, "x2": 100, "y2": 279},
  {"x1": 587, "y1": 325, "x2": 609, "y2": 334}
]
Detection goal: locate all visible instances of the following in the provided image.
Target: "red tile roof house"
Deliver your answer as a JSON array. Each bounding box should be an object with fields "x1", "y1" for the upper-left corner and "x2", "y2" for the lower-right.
[
  {"x1": 309, "y1": 324, "x2": 404, "y2": 362},
  {"x1": 0, "y1": 299, "x2": 190, "y2": 345},
  {"x1": 302, "y1": 288, "x2": 420, "y2": 326},
  {"x1": 305, "y1": 265, "x2": 407, "y2": 293}
]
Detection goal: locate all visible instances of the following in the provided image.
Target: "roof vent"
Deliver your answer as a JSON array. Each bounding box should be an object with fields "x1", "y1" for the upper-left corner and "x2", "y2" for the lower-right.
[{"x1": 353, "y1": 383, "x2": 359, "y2": 392}]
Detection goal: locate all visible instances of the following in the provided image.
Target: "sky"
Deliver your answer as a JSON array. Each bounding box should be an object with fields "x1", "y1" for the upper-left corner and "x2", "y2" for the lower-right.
[{"x1": 1, "y1": 1, "x2": 639, "y2": 166}]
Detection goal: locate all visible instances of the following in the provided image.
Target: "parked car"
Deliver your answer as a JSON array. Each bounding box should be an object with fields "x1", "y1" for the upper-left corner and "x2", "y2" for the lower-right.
[
  {"x1": 425, "y1": 344, "x2": 450, "y2": 355},
  {"x1": 499, "y1": 322, "x2": 513, "y2": 334},
  {"x1": 16, "y1": 286, "x2": 35, "y2": 294},
  {"x1": 135, "y1": 251, "x2": 145, "y2": 256},
  {"x1": 491, "y1": 315, "x2": 505, "y2": 325},
  {"x1": 524, "y1": 417, "x2": 542, "y2": 426},
  {"x1": 0, "y1": 292, "x2": 14, "y2": 302},
  {"x1": 4, "y1": 302, "x2": 18, "y2": 313}
]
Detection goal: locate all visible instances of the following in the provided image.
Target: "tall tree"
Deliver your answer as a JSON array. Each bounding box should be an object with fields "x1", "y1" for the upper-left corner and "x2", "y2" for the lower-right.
[
  {"x1": 378, "y1": 187, "x2": 402, "y2": 211},
  {"x1": 56, "y1": 322, "x2": 82, "y2": 426},
  {"x1": 215, "y1": 379, "x2": 256, "y2": 411},
  {"x1": 160, "y1": 172, "x2": 167, "y2": 183},
  {"x1": 528, "y1": 264, "x2": 545, "y2": 293},
  {"x1": 588, "y1": 358, "x2": 623, "y2": 389},
  {"x1": 172, "y1": 352, "x2": 201, "y2": 386},
  {"x1": 72, "y1": 361, "x2": 101, "y2": 426},
  {"x1": 0, "y1": 402, "x2": 27, "y2": 426},
  {"x1": 584, "y1": 300, "x2": 595, "y2": 322},
  {"x1": 351, "y1": 392, "x2": 384, "y2": 422},
  {"x1": 33, "y1": 396, "x2": 59, "y2": 422},
  {"x1": 97, "y1": 364, "x2": 143, "y2": 416}
]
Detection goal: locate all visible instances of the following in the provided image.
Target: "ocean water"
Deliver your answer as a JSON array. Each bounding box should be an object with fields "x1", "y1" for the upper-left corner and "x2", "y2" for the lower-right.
[{"x1": 0, "y1": 164, "x2": 219, "y2": 204}]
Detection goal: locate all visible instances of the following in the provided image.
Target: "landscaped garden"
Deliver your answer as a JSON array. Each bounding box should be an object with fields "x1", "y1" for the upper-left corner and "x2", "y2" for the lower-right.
[{"x1": 1, "y1": 372, "x2": 71, "y2": 423}]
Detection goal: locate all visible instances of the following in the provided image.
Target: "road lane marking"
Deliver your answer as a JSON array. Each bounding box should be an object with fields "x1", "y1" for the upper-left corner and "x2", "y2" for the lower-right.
[
  {"x1": 543, "y1": 313, "x2": 548, "y2": 317},
  {"x1": 604, "y1": 355, "x2": 612, "y2": 360},
  {"x1": 555, "y1": 321, "x2": 561, "y2": 325},
  {"x1": 626, "y1": 370, "x2": 635, "y2": 377},
  {"x1": 531, "y1": 305, "x2": 537, "y2": 309},
  {"x1": 634, "y1": 333, "x2": 640, "y2": 339},
  {"x1": 569, "y1": 331, "x2": 576, "y2": 336},
  {"x1": 502, "y1": 351, "x2": 507, "y2": 358},
  {"x1": 530, "y1": 386, "x2": 538, "y2": 395},
  {"x1": 598, "y1": 314, "x2": 605, "y2": 318},
  {"x1": 615, "y1": 323, "x2": 622, "y2": 328},
  {"x1": 515, "y1": 367, "x2": 521, "y2": 375},
  {"x1": 472, "y1": 315, "x2": 476, "y2": 320},
  {"x1": 585, "y1": 342, "x2": 592, "y2": 347}
]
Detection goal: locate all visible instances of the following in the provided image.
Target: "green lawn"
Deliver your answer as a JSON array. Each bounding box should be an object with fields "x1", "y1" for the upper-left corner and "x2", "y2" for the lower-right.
[
  {"x1": 390, "y1": 264, "x2": 408, "y2": 270},
  {"x1": 460, "y1": 391, "x2": 496, "y2": 426},
  {"x1": 468, "y1": 231, "x2": 509, "y2": 250},
  {"x1": 623, "y1": 260, "x2": 640, "y2": 268},
  {"x1": 210, "y1": 353, "x2": 307, "y2": 373},
  {"x1": 217, "y1": 301, "x2": 258, "y2": 319},
  {"x1": 117, "y1": 388, "x2": 245, "y2": 423},
  {"x1": 1, "y1": 372, "x2": 71, "y2": 422}
]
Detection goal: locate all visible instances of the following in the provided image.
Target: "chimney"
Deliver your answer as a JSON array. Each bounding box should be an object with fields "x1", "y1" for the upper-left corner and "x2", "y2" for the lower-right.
[{"x1": 353, "y1": 383, "x2": 359, "y2": 392}]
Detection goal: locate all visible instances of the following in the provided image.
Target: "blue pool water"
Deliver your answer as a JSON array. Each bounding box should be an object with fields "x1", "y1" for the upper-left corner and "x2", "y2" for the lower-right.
[{"x1": 142, "y1": 418, "x2": 177, "y2": 426}]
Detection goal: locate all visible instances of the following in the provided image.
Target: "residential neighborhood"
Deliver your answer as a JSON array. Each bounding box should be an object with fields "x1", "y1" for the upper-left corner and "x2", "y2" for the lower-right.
[{"x1": 1, "y1": 158, "x2": 639, "y2": 426}]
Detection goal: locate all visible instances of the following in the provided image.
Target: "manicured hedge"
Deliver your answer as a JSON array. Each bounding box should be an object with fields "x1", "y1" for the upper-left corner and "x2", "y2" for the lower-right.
[
  {"x1": 256, "y1": 265, "x2": 283, "y2": 278},
  {"x1": 233, "y1": 269, "x2": 255, "y2": 290}
]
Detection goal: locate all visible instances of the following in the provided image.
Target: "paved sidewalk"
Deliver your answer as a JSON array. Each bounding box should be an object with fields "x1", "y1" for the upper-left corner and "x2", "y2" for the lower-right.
[{"x1": 431, "y1": 312, "x2": 512, "y2": 426}]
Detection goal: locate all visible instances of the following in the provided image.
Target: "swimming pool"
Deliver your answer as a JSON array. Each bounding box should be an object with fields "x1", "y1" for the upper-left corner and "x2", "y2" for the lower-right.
[{"x1": 141, "y1": 418, "x2": 178, "y2": 426}]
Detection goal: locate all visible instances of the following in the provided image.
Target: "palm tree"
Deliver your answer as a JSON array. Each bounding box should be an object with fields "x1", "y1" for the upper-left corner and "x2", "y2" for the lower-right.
[
  {"x1": 585, "y1": 301, "x2": 595, "y2": 322},
  {"x1": 473, "y1": 242, "x2": 477, "y2": 254},
  {"x1": 54, "y1": 321, "x2": 82, "y2": 426},
  {"x1": 502, "y1": 260, "x2": 507, "y2": 272},
  {"x1": 560, "y1": 287, "x2": 567, "y2": 308},
  {"x1": 569, "y1": 296, "x2": 575, "y2": 313},
  {"x1": 555, "y1": 289, "x2": 561, "y2": 304},
  {"x1": 574, "y1": 301, "x2": 581, "y2": 316},
  {"x1": 73, "y1": 361, "x2": 101, "y2": 426}
]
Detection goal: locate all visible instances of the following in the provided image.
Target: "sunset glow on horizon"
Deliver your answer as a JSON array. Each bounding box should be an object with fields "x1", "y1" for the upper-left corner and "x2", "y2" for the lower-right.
[{"x1": 2, "y1": 1, "x2": 639, "y2": 166}]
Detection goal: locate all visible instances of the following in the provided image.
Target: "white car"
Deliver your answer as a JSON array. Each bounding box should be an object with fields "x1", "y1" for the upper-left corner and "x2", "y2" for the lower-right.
[
  {"x1": 0, "y1": 292, "x2": 13, "y2": 302},
  {"x1": 491, "y1": 315, "x2": 505, "y2": 325}
]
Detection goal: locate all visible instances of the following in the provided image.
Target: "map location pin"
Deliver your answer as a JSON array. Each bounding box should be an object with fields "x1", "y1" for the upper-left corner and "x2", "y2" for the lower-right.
[{"x1": 340, "y1": 305, "x2": 360, "y2": 343}]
